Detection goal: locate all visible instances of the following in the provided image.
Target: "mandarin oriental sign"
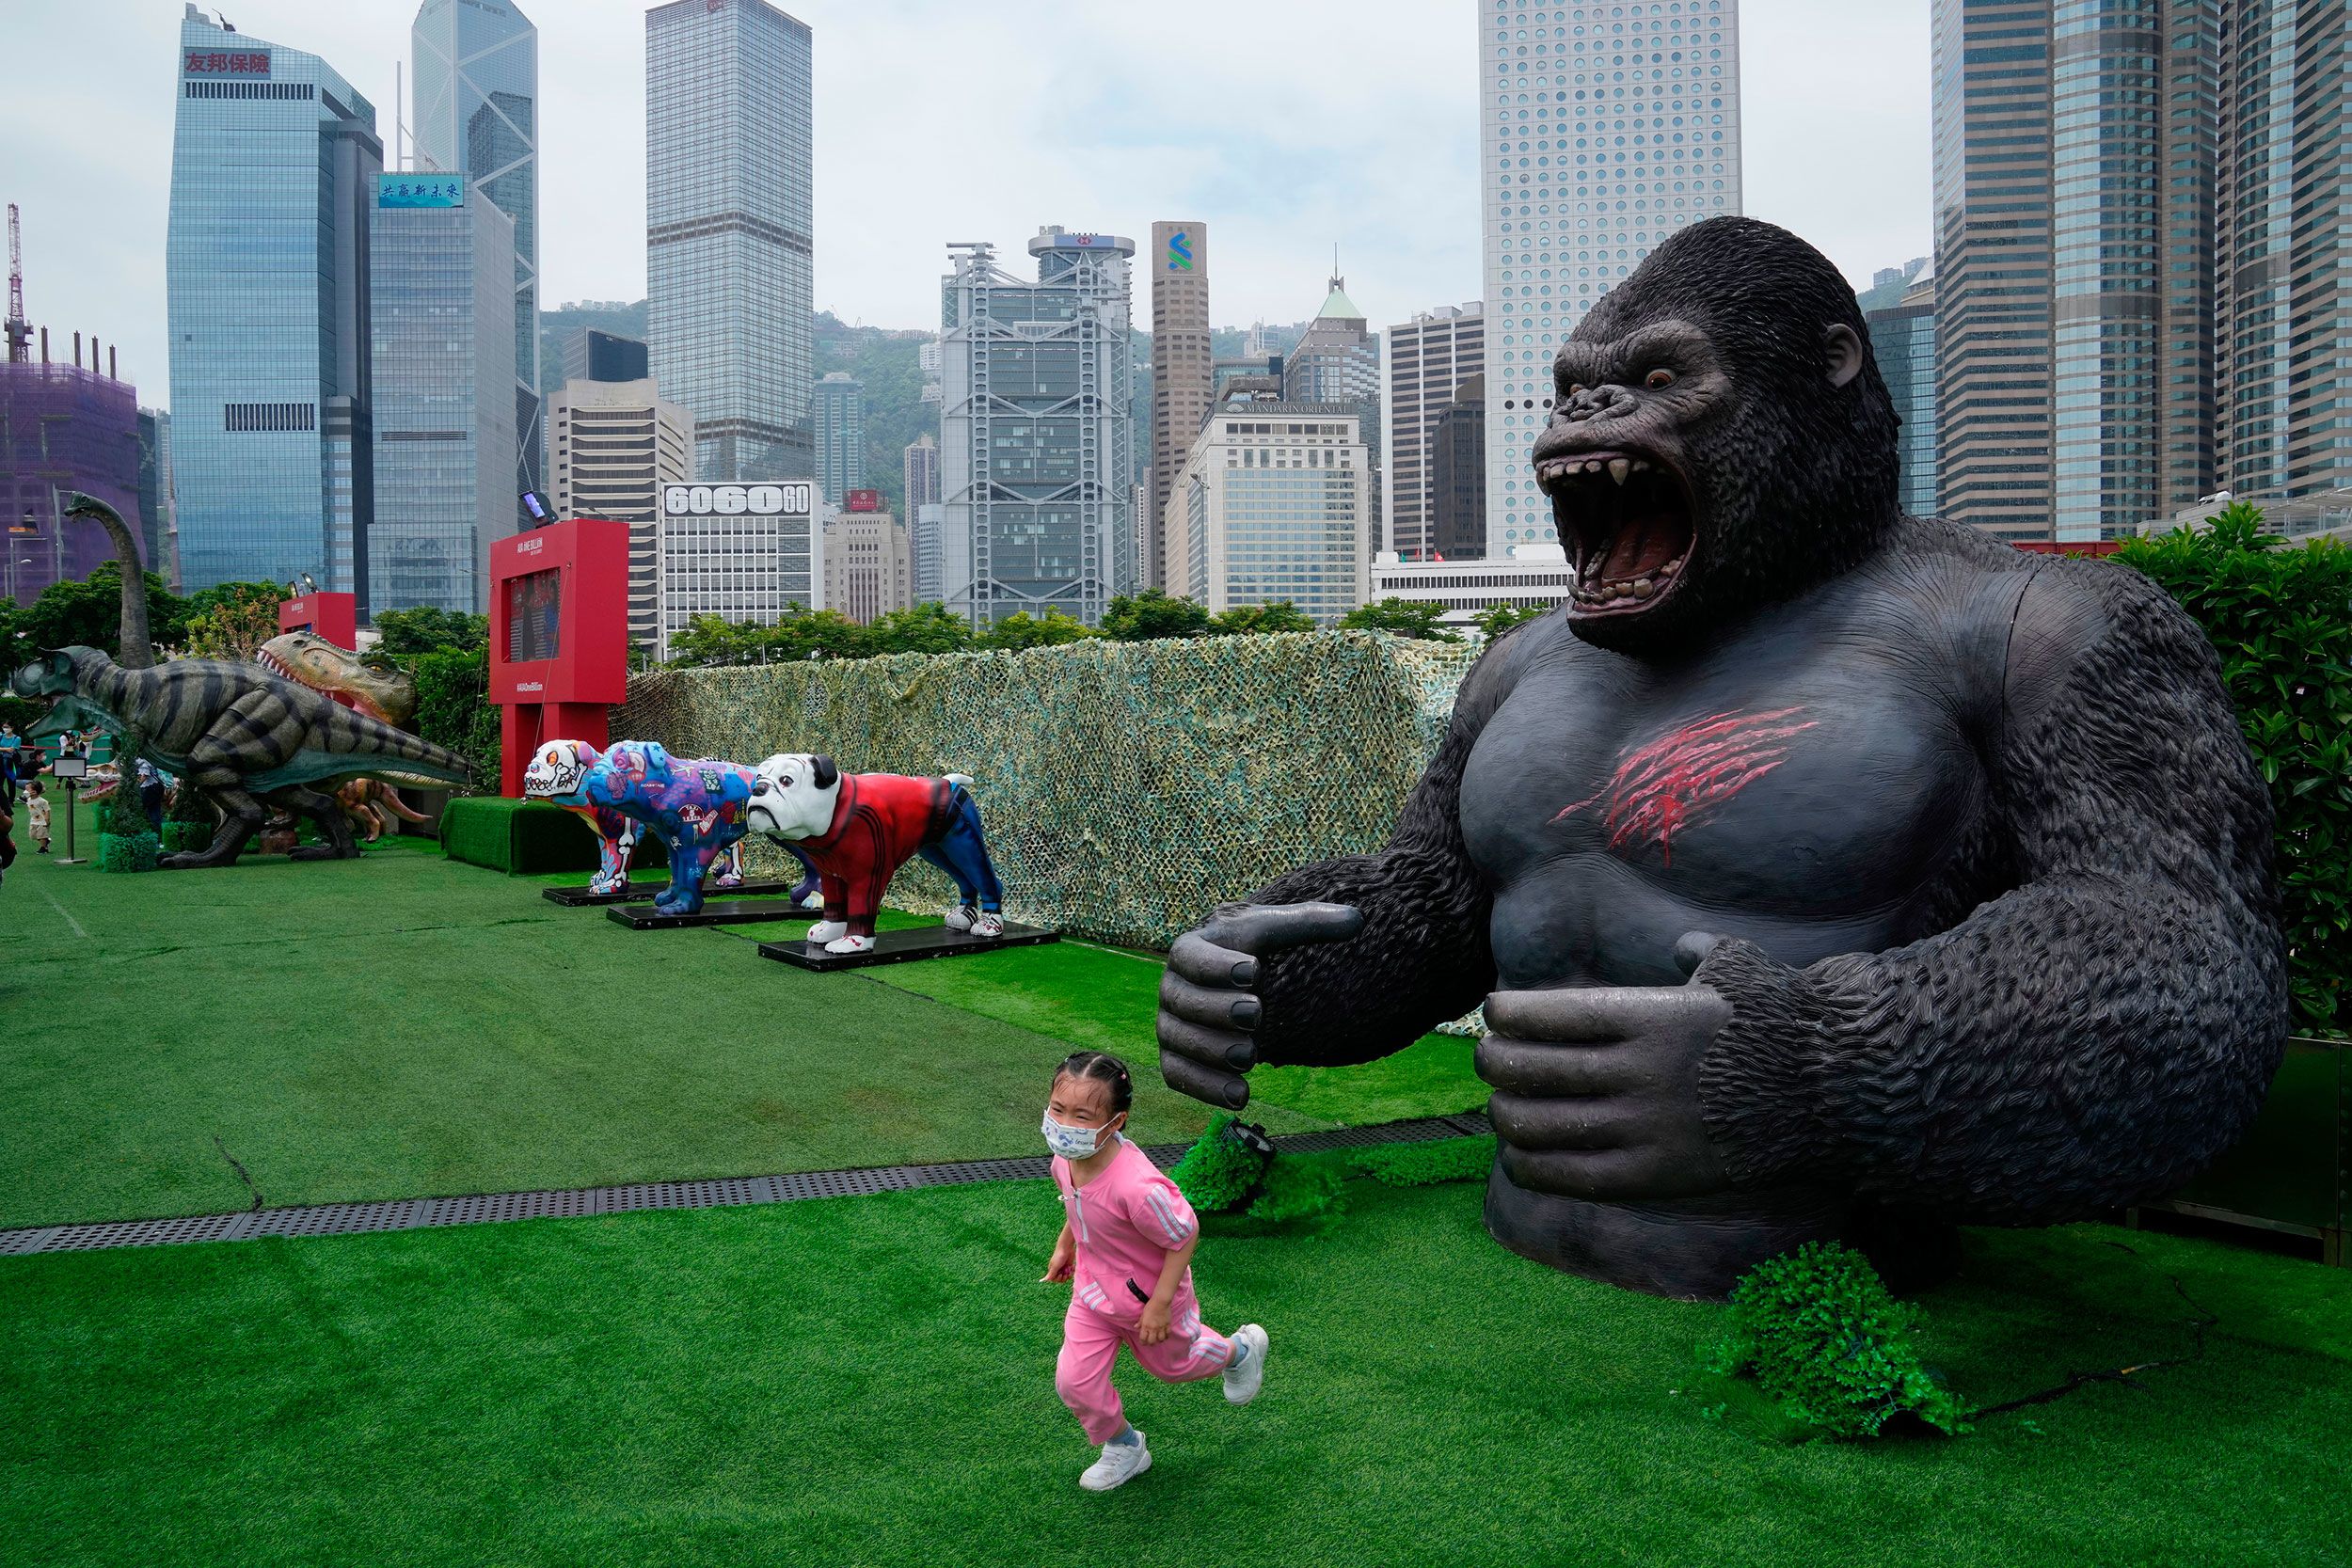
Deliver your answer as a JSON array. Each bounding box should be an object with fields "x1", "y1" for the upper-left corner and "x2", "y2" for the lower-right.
[{"x1": 185, "y1": 50, "x2": 271, "y2": 74}]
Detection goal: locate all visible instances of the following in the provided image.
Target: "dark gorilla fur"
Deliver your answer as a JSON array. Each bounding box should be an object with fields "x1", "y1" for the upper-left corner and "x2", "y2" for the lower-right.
[
  {"x1": 1167, "y1": 216, "x2": 2288, "y2": 1289},
  {"x1": 1561, "y1": 216, "x2": 1900, "y2": 651}
]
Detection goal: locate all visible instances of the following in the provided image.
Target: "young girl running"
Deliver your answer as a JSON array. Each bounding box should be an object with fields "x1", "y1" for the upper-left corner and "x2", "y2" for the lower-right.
[{"x1": 1041, "y1": 1050, "x2": 1267, "y2": 1491}]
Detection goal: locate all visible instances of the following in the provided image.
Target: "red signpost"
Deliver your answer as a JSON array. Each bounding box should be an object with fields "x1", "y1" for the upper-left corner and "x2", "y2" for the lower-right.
[
  {"x1": 278, "y1": 591, "x2": 358, "y2": 649},
  {"x1": 488, "y1": 518, "x2": 630, "y2": 797}
]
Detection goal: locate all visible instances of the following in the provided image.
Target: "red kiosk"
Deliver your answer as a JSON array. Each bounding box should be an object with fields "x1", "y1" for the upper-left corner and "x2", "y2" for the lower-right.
[
  {"x1": 278, "y1": 591, "x2": 358, "y2": 648},
  {"x1": 488, "y1": 518, "x2": 630, "y2": 797}
]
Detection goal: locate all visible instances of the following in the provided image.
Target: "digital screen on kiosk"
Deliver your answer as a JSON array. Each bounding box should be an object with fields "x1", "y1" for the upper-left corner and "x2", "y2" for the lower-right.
[{"x1": 505, "y1": 568, "x2": 563, "y2": 663}]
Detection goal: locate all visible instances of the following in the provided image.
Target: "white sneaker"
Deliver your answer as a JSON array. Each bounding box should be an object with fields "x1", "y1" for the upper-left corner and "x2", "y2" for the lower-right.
[
  {"x1": 806, "y1": 919, "x2": 847, "y2": 943},
  {"x1": 1224, "y1": 1324, "x2": 1268, "y2": 1405},
  {"x1": 823, "y1": 933, "x2": 874, "y2": 955},
  {"x1": 944, "y1": 904, "x2": 976, "y2": 932},
  {"x1": 972, "y1": 911, "x2": 1005, "y2": 938},
  {"x1": 1078, "y1": 1432, "x2": 1151, "y2": 1492}
]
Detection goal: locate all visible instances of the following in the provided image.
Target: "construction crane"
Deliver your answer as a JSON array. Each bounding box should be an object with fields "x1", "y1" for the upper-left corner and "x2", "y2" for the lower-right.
[{"x1": 6, "y1": 203, "x2": 28, "y2": 363}]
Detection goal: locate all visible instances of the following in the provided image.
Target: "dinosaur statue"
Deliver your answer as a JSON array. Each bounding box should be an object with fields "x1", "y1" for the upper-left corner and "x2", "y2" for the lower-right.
[
  {"x1": 256, "y1": 631, "x2": 419, "y2": 727},
  {"x1": 336, "y1": 778, "x2": 432, "y2": 842},
  {"x1": 8, "y1": 649, "x2": 469, "y2": 866}
]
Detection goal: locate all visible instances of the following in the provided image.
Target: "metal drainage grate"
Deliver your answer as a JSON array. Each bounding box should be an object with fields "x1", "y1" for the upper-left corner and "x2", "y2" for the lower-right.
[{"x1": 0, "y1": 1112, "x2": 1493, "y2": 1259}]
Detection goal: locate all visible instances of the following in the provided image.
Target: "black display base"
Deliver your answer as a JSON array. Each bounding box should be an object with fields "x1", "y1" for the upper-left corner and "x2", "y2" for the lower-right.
[
  {"x1": 605, "y1": 899, "x2": 823, "y2": 930},
  {"x1": 546, "y1": 879, "x2": 801, "y2": 908},
  {"x1": 758, "y1": 923, "x2": 1059, "y2": 971}
]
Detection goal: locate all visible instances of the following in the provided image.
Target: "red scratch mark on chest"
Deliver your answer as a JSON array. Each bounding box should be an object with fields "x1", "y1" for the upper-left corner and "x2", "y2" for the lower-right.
[{"x1": 1552, "y1": 705, "x2": 1820, "y2": 866}]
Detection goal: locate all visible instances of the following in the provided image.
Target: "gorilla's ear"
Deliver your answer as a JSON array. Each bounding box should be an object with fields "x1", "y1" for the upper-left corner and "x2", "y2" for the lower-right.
[
  {"x1": 1823, "y1": 324, "x2": 1866, "y2": 389},
  {"x1": 812, "y1": 754, "x2": 839, "y2": 791}
]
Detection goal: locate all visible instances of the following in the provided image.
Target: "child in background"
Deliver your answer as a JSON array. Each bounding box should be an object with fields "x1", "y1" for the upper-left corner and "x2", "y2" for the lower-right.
[
  {"x1": 26, "y1": 781, "x2": 51, "y2": 853},
  {"x1": 1041, "y1": 1050, "x2": 1267, "y2": 1492}
]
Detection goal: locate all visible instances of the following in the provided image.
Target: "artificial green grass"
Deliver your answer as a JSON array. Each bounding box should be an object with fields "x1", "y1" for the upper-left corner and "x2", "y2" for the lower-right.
[
  {"x1": 1, "y1": 1180, "x2": 2344, "y2": 1568},
  {"x1": 0, "y1": 820, "x2": 1372, "y2": 1229},
  {"x1": 871, "y1": 938, "x2": 1491, "y2": 1123}
]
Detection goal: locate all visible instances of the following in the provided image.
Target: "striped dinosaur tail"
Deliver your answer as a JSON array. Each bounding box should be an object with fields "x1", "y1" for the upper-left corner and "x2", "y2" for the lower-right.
[{"x1": 314, "y1": 702, "x2": 473, "y2": 786}]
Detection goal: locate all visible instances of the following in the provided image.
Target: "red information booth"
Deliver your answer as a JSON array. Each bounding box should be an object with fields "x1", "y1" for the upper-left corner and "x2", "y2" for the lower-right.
[
  {"x1": 488, "y1": 518, "x2": 631, "y2": 797},
  {"x1": 278, "y1": 591, "x2": 358, "y2": 648}
]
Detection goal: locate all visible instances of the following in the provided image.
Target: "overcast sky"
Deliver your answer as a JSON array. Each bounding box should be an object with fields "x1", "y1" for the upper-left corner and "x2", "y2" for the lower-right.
[{"x1": 3, "y1": 1, "x2": 1930, "y2": 412}]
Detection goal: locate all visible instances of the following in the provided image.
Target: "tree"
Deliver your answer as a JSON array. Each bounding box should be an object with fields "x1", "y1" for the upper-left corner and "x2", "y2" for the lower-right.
[
  {"x1": 373, "y1": 607, "x2": 488, "y2": 657},
  {"x1": 982, "y1": 610, "x2": 1099, "y2": 650},
  {"x1": 1101, "y1": 587, "x2": 1212, "y2": 641},
  {"x1": 1207, "y1": 601, "x2": 1317, "y2": 637},
  {"x1": 1473, "y1": 603, "x2": 1550, "y2": 641},
  {"x1": 865, "y1": 601, "x2": 975, "y2": 656},
  {"x1": 666, "y1": 613, "x2": 772, "y2": 668},
  {"x1": 181, "y1": 584, "x2": 285, "y2": 660},
  {"x1": 8, "y1": 562, "x2": 188, "y2": 659},
  {"x1": 1338, "y1": 597, "x2": 1462, "y2": 642}
]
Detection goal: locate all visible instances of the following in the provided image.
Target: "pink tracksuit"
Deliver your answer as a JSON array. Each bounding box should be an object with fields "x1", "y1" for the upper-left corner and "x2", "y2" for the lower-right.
[{"x1": 1052, "y1": 1135, "x2": 1236, "y2": 1443}]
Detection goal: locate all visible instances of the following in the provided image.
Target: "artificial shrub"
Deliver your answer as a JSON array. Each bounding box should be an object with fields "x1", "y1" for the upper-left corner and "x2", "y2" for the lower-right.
[
  {"x1": 1703, "y1": 1241, "x2": 1970, "y2": 1439},
  {"x1": 438, "y1": 796, "x2": 598, "y2": 875},
  {"x1": 97, "y1": 831, "x2": 159, "y2": 872},
  {"x1": 1244, "y1": 1155, "x2": 1347, "y2": 1227},
  {"x1": 2116, "y1": 505, "x2": 2352, "y2": 1031},
  {"x1": 1168, "y1": 1114, "x2": 1269, "y2": 1213},
  {"x1": 95, "y1": 770, "x2": 158, "y2": 873}
]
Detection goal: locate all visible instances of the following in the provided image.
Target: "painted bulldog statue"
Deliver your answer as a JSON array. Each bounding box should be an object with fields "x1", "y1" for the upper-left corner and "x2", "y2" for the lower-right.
[
  {"x1": 746, "y1": 752, "x2": 1007, "y2": 955},
  {"x1": 523, "y1": 739, "x2": 817, "y2": 915}
]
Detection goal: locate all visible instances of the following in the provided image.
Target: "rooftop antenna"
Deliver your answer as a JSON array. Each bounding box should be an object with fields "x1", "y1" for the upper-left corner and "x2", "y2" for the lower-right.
[{"x1": 6, "y1": 204, "x2": 29, "y2": 364}]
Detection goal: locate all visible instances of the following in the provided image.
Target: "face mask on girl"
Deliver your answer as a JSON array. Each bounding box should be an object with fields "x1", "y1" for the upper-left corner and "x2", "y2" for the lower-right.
[{"x1": 1042, "y1": 1112, "x2": 1121, "y2": 1161}]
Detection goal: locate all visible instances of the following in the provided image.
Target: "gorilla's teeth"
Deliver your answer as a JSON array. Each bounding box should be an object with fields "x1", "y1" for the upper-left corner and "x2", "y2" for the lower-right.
[
  {"x1": 1583, "y1": 459, "x2": 1603, "y2": 475},
  {"x1": 1608, "y1": 458, "x2": 1630, "y2": 485},
  {"x1": 1657, "y1": 557, "x2": 1681, "y2": 578},
  {"x1": 1632, "y1": 578, "x2": 1655, "y2": 600}
]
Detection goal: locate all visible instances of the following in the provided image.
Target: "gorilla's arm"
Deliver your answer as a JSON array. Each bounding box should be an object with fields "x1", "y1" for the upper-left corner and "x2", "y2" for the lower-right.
[
  {"x1": 1694, "y1": 562, "x2": 2288, "y2": 1224},
  {"x1": 1239, "y1": 627, "x2": 1533, "y2": 1069}
]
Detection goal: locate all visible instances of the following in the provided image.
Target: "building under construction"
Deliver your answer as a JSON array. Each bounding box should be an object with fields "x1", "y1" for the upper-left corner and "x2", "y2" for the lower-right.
[{"x1": 2, "y1": 204, "x2": 148, "y2": 609}]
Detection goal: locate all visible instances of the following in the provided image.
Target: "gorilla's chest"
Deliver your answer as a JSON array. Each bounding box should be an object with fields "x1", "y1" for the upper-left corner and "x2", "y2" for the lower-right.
[{"x1": 1459, "y1": 619, "x2": 1989, "y2": 988}]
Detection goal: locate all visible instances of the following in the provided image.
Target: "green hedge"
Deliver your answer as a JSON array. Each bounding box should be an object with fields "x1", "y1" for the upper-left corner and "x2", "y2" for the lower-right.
[
  {"x1": 2116, "y1": 505, "x2": 2352, "y2": 1032},
  {"x1": 97, "y1": 831, "x2": 159, "y2": 873},
  {"x1": 439, "y1": 797, "x2": 599, "y2": 876}
]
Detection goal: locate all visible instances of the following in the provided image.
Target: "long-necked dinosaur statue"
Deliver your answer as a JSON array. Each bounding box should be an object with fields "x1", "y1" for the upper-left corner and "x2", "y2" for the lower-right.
[{"x1": 7, "y1": 493, "x2": 469, "y2": 866}]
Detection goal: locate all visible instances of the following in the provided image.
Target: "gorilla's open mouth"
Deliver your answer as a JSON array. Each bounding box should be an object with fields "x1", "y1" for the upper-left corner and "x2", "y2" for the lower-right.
[{"x1": 1534, "y1": 448, "x2": 1697, "y2": 617}]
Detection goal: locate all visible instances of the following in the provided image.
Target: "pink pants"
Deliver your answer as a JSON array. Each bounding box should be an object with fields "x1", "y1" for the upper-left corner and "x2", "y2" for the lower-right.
[{"x1": 1056, "y1": 1295, "x2": 1235, "y2": 1444}]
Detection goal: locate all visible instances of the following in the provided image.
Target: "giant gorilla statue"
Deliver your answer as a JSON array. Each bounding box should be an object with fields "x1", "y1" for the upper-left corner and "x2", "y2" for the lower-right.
[{"x1": 1157, "y1": 217, "x2": 2286, "y2": 1298}]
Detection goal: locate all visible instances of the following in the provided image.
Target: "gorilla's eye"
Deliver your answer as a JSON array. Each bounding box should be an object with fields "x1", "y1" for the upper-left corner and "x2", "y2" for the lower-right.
[
  {"x1": 1565, "y1": 382, "x2": 1586, "y2": 398},
  {"x1": 1645, "y1": 368, "x2": 1677, "y2": 390}
]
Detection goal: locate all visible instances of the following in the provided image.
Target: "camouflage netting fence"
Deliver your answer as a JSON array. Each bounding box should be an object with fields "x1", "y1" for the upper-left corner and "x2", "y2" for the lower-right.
[{"x1": 613, "y1": 631, "x2": 1481, "y2": 951}]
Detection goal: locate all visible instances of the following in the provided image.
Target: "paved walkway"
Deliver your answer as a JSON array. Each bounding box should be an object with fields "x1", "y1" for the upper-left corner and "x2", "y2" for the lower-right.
[{"x1": 0, "y1": 1112, "x2": 1493, "y2": 1258}]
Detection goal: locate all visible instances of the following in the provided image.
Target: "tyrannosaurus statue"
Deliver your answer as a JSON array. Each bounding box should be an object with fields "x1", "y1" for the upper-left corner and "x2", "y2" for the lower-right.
[{"x1": 257, "y1": 631, "x2": 419, "y2": 727}]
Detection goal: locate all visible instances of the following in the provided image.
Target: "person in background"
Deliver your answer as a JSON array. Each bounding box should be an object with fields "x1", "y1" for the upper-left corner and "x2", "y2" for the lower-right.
[
  {"x1": 25, "y1": 780, "x2": 50, "y2": 854},
  {"x1": 0, "y1": 719, "x2": 20, "y2": 803},
  {"x1": 136, "y1": 760, "x2": 166, "y2": 834}
]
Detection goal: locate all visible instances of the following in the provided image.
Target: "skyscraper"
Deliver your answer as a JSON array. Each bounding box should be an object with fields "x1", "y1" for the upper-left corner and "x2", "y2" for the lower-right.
[
  {"x1": 550, "y1": 377, "x2": 693, "y2": 654},
  {"x1": 1481, "y1": 0, "x2": 1741, "y2": 558},
  {"x1": 1386, "y1": 303, "x2": 1485, "y2": 561},
  {"x1": 1283, "y1": 272, "x2": 1384, "y2": 546},
  {"x1": 814, "y1": 372, "x2": 866, "y2": 503},
  {"x1": 411, "y1": 0, "x2": 542, "y2": 511},
  {"x1": 1149, "y1": 220, "x2": 1211, "y2": 590},
  {"x1": 646, "y1": 0, "x2": 815, "y2": 482},
  {"x1": 167, "y1": 6, "x2": 379, "y2": 592},
  {"x1": 1932, "y1": 1, "x2": 2217, "y2": 542},
  {"x1": 1430, "y1": 375, "x2": 1488, "y2": 561},
  {"x1": 135, "y1": 407, "x2": 175, "y2": 587},
  {"x1": 938, "y1": 232, "x2": 1136, "y2": 626},
  {"x1": 1864, "y1": 263, "x2": 1938, "y2": 519},
  {"x1": 903, "y1": 432, "x2": 941, "y2": 512},
  {"x1": 2217, "y1": 0, "x2": 2350, "y2": 500},
  {"x1": 368, "y1": 173, "x2": 518, "y2": 615},
  {"x1": 558, "y1": 328, "x2": 649, "y2": 387}
]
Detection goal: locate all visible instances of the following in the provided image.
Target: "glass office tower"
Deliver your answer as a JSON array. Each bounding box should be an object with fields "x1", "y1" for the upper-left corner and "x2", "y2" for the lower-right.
[
  {"x1": 411, "y1": 0, "x2": 543, "y2": 510},
  {"x1": 167, "y1": 6, "x2": 379, "y2": 593},
  {"x1": 814, "y1": 372, "x2": 866, "y2": 503},
  {"x1": 646, "y1": 0, "x2": 815, "y2": 481},
  {"x1": 368, "y1": 174, "x2": 518, "y2": 615}
]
